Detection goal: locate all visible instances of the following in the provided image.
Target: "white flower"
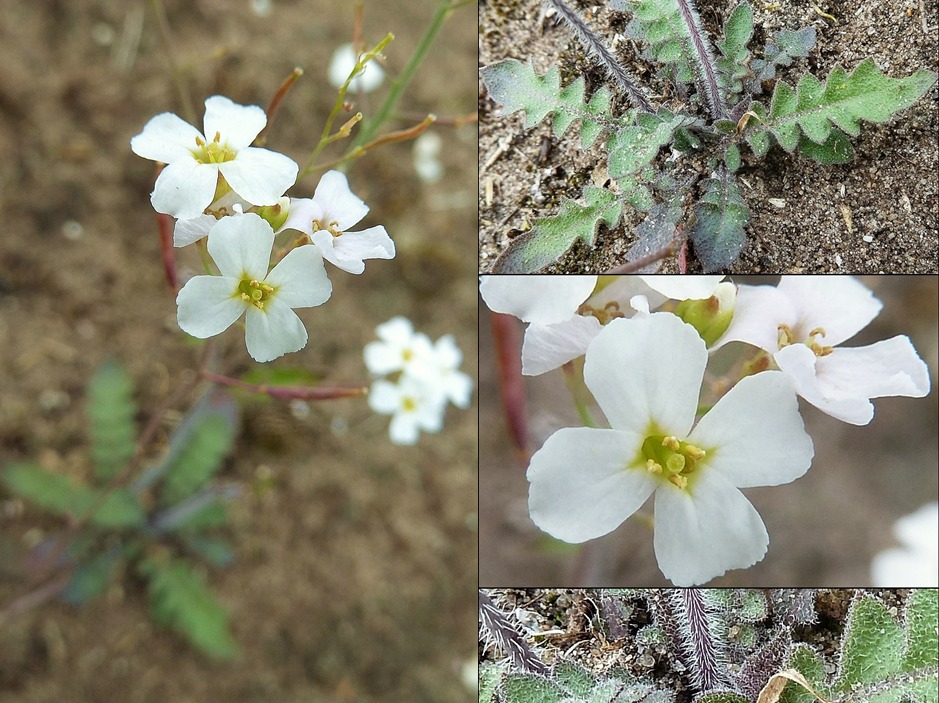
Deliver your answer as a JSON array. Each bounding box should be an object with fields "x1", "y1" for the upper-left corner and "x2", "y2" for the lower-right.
[
  {"x1": 328, "y1": 43, "x2": 385, "y2": 93},
  {"x1": 176, "y1": 213, "x2": 331, "y2": 362},
  {"x1": 363, "y1": 317, "x2": 435, "y2": 376},
  {"x1": 871, "y1": 502, "x2": 939, "y2": 586},
  {"x1": 713, "y1": 276, "x2": 931, "y2": 425},
  {"x1": 479, "y1": 275, "x2": 727, "y2": 375},
  {"x1": 131, "y1": 95, "x2": 298, "y2": 219},
  {"x1": 281, "y1": 170, "x2": 394, "y2": 274},
  {"x1": 526, "y1": 313, "x2": 815, "y2": 586},
  {"x1": 368, "y1": 376, "x2": 446, "y2": 445},
  {"x1": 423, "y1": 334, "x2": 474, "y2": 409}
]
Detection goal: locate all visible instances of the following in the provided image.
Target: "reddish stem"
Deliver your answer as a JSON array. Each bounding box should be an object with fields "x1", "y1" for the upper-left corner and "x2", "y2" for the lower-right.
[{"x1": 490, "y1": 311, "x2": 529, "y2": 466}]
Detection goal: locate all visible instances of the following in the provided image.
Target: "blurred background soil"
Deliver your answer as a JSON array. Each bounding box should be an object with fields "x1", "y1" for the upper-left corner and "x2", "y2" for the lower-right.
[
  {"x1": 478, "y1": 0, "x2": 939, "y2": 273},
  {"x1": 0, "y1": 0, "x2": 477, "y2": 701},
  {"x1": 479, "y1": 276, "x2": 939, "y2": 587}
]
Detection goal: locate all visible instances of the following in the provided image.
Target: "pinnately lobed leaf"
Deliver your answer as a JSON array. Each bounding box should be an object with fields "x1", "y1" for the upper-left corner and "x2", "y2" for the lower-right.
[
  {"x1": 751, "y1": 58, "x2": 938, "y2": 158},
  {"x1": 690, "y1": 173, "x2": 749, "y2": 272},
  {"x1": 88, "y1": 359, "x2": 137, "y2": 482},
  {"x1": 491, "y1": 187, "x2": 623, "y2": 273},
  {"x1": 481, "y1": 58, "x2": 617, "y2": 148}
]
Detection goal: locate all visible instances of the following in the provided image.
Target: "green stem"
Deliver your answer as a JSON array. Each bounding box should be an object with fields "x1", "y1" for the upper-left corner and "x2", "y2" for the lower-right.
[{"x1": 347, "y1": 0, "x2": 466, "y2": 153}]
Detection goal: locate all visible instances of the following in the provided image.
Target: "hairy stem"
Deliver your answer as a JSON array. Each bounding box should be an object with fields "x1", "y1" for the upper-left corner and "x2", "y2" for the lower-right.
[
  {"x1": 674, "y1": 0, "x2": 726, "y2": 119},
  {"x1": 479, "y1": 590, "x2": 549, "y2": 675},
  {"x1": 545, "y1": 0, "x2": 654, "y2": 113}
]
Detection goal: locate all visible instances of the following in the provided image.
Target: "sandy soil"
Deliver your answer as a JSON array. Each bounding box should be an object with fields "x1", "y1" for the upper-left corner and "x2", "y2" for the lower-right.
[
  {"x1": 478, "y1": 0, "x2": 939, "y2": 273},
  {"x1": 0, "y1": 1, "x2": 478, "y2": 701},
  {"x1": 479, "y1": 276, "x2": 939, "y2": 587}
]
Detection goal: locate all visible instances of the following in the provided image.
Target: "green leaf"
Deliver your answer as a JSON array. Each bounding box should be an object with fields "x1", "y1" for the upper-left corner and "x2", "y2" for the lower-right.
[
  {"x1": 749, "y1": 26, "x2": 817, "y2": 92},
  {"x1": 159, "y1": 412, "x2": 235, "y2": 506},
  {"x1": 61, "y1": 549, "x2": 120, "y2": 604},
  {"x1": 690, "y1": 172, "x2": 750, "y2": 271},
  {"x1": 716, "y1": 2, "x2": 754, "y2": 97},
  {"x1": 797, "y1": 129, "x2": 853, "y2": 164},
  {"x1": 491, "y1": 187, "x2": 623, "y2": 273},
  {"x1": 140, "y1": 556, "x2": 237, "y2": 660},
  {"x1": 479, "y1": 661, "x2": 507, "y2": 703},
  {"x1": 1, "y1": 463, "x2": 144, "y2": 528},
  {"x1": 88, "y1": 360, "x2": 137, "y2": 482},
  {"x1": 697, "y1": 693, "x2": 750, "y2": 703},
  {"x1": 724, "y1": 143, "x2": 741, "y2": 172},
  {"x1": 498, "y1": 673, "x2": 567, "y2": 703},
  {"x1": 481, "y1": 59, "x2": 617, "y2": 148},
  {"x1": 758, "y1": 59, "x2": 938, "y2": 155}
]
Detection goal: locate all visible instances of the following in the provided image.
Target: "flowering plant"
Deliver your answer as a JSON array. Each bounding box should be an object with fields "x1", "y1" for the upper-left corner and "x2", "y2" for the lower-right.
[{"x1": 481, "y1": 275, "x2": 933, "y2": 585}]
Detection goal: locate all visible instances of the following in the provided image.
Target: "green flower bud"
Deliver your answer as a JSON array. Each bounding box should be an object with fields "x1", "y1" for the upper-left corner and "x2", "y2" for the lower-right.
[
  {"x1": 673, "y1": 282, "x2": 736, "y2": 347},
  {"x1": 255, "y1": 196, "x2": 291, "y2": 232}
]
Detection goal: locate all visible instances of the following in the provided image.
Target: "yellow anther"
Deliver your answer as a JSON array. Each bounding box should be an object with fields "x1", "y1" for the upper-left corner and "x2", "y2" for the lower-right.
[
  {"x1": 261, "y1": 283, "x2": 274, "y2": 293},
  {"x1": 646, "y1": 460, "x2": 663, "y2": 475},
  {"x1": 685, "y1": 445, "x2": 706, "y2": 461},
  {"x1": 240, "y1": 293, "x2": 251, "y2": 302},
  {"x1": 777, "y1": 323, "x2": 794, "y2": 349},
  {"x1": 662, "y1": 436, "x2": 681, "y2": 450},
  {"x1": 808, "y1": 327, "x2": 826, "y2": 339},
  {"x1": 195, "y1": 136, "x2": 206, "y2": 147},
  {"x1": 669, "y1": 475, "x2": 688, "y2": 490},
  {"x1": 213, "y1": 131, "x2": 222, "y2": 142}
]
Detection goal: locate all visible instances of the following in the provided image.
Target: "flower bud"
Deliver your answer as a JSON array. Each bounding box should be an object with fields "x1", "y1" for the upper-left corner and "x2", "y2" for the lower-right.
[
  {"x1": 255, "y1": 197, "x2": 291, "y2": 232},
  {"x1": 673, "y1": 282, "x2": 736, "y2": 346}
]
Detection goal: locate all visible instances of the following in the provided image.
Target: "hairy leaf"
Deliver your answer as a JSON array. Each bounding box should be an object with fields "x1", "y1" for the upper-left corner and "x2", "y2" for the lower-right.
[
  {"x1": 716, "y1": 2, "x2": 753, "y2": 98},
  {"x1": 608, "y1": 111, "x2": 691, "y2": 208},
  {"x1": 622, "y1": 0, "x2": 726, "y2": 117},
  {"x1": 778, "y1": 591, "x2": 938, "y2": 703},
  {"x1": 748, "y1": 27, "x2": 817, "y2": 94},
  {"x1": 481, "y1": 58, "x2": 618, "y2": 148},
  {"x1": 480, "y1": 661, "x2": 509, "y2": 703},
  {"x1": 754, "y1": 59, "x2": 937, "y2": 154},
  {"x1": 140, "y1": 556, "x2": 237, "y2": 660},
  {"x1": 690, "y1": 172, "x2": 749, "y2": 271},
  {"x1": 491, "y1": 187, "x2": 623, "y2": 273},
  {"x1": 88, "y1": 360, "x2": 137, "y2": 482},
  {"x1": 623, "y1": 201, "x2": 683, "y2": 272}
]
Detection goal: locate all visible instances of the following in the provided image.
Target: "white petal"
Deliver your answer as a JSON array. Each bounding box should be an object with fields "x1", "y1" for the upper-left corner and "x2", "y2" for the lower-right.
[
  {"x1": 368, "y1": 379, "x2": 401, "y2": 413},
  {"x1": 151, "y1": 159, "x2": 218, "y2": 219},
  {"x1": 173, "y1": 214, "x2": 216, "y2": 247},
  {"x1": 479, "y1": 275, "x2": 597, "y2": 324},
  {"x1": 588, "y1": 276, "x2": 665, "y2": 311},
  {"x1": 521, "y1": 315, "x2": 602, "y2": 376},
  {"x1": 527, "y1": 427, "x2": 656, "y2": 543},
  {"x1": 773, "y1": 344, "x2": 872, "y2": 424},
  {"x1": 206, "y1": 213, "x2": 273, "y2": 279},
  {"x1": 584, "y1": 314, "x2": 705, "y2": 435},
  {"x1": 443, "y1": 371, "x2": 474, "y2": 408},
  {"x1": 310, "y1": 225, "x2": 394, "y2": 274},
  {"x1": 312, "y1": 170, "x2": 369, "y2": 229},
  {"x1": 265, "y1": 244, "x2": 332, "y2": 308},
  {"x1": 202, "y1": 95, "x2": 266, "y2": 149},
  {"x1": 688, "y1": 371, "x2": 814, "y2": 488},
  {"x1": 176, "y1": 276, "x2": 244, "y2": 338},
  {"x1": 389, "y1": 412, "x2": 421, "y2": 444},
  {"x1": 653, "y1": 471, "x2": 768, "y2": 586},
  {"x1": 432, "y1": 335, "x2": 462, "y2": 369},
  {"x1": 817, "y1": 336, "x2": 930, "y2": 399},
  {"x1": 244, "y1": 299, "x2": 308, "y2": 362},
  {"x1": 131, "y1": 112, "x2": 203, "y2": 163},
  {"x1": 777, "y1": 276, "x2": 882, "y2": 346},
  {"x1": 219, "y1": 147, "x2": 299, "y2": 206},
  {"x1": 711, "y1": 283, "x2": 795, "y2": 352},
  {"x1": 639, "y1": 275, "x2": 725, "y2": 300},
  {"x1": 279, "y1": 197, "x2": 319, "y2": 235}
]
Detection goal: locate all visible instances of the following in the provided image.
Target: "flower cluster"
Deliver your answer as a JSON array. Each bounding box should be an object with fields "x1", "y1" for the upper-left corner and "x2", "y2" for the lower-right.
[
  {"x1": 131, "y1": 95, "x2": 394, "y2": 362},
  {"x1": 482, "y1": 275, "x2": 932, "y2": 585},
  {"x1": 364, "y1": 317, "x2": 473, "y2": 445}
]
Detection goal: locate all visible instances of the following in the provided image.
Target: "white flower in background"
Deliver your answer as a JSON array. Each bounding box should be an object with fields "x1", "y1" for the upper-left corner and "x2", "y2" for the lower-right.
[
  {"x1": 424, "y1": 334, "x2": 474, "y2": 409},
  {"x1": 713, "y1": 276, "x2": 931, "y2": 425},
  {"x1": 368, "y1": 376, "x2": 447, "y2": 445},
  {"x1": 363, "y1": 316, "x2": 434, "y2": 377},
  {"x1": 479, "y1": 275, "x2": 727, "y2": 375},
  {"x1": 365, "y1": 318, "x2": 472, "y2": 444},
  {"x1": 871, "y1": 502, "x2": 939, "y2": 586},
  {"x1": 328, "y1": 43, "x2": 386, "y2": 93},
  {"x1": 412, "y1": 131, "x2": 444, "y2": 183},
  {"x1": 526, "y1": 313, "x2": 815, "y2": 586},
  {"x1": 176, "y1": 213, "x2": 331, "y2": 362},
  {"x1": 131, "y1": 95, "x2": 298, "y2": 219},
  {"x1": 281, "y1": 170, "x2": 394, "y2": 274}
]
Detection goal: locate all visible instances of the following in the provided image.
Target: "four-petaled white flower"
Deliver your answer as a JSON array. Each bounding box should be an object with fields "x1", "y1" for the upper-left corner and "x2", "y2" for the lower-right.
[
  {"x1": 479, "y1": 275, "x2": 727, "y2": 375},
  {"x1": 281, "y1": 170, "x2": 394, "y2": 274},
  {"x1": 176, "y1": 213, "x2": 331, "y2": 362},
  {"x1": 131, "y1": 95, "x2": 298, "y2": 219},
  {"x1": 363, "y1": 316, "x2": 435, "y2": 376},
  {"x1": 526, "y1": 312, "x2": 815, "y2": 586},
  {"x1": 713, "y1": 276, "x2": 931, "y2": 425},
  {"x1": 368, "y1": 376, "x2": 447, "y2": 445}
]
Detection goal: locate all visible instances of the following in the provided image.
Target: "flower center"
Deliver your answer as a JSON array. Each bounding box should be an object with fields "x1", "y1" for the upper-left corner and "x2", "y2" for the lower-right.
[
  {"x1": 193, "y1": 132, "x2": 236, "y2": 164},
  {"x1": 577, "y1": 300, "x2": 626, "y2": 325},
  {"x1": 238, "y1": 279, "x2": 274, "y2": 310},
  {"x1": 778, "y1": 324, "x2": 833, "y2": 356},
  {"x1": 639, "y1": 435, "x2": 707, "y2": 490},
  {"x1": 312, "y1": 218, "x2": 343, "y2": 238}
]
